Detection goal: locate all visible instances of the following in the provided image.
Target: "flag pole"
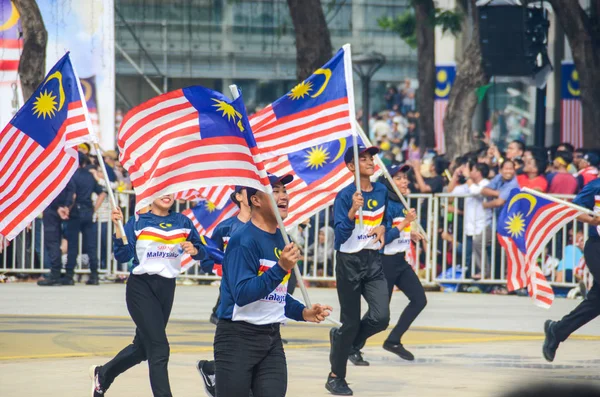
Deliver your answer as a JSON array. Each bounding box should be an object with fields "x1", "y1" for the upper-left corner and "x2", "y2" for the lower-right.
[
  {"x1": 522, "y1": 188, "x2": 597, "y2": 216},
  {"x1": 70, "y1": 55, "x2": 128, "y2": 244},
  {"x1": 343, "y1": 43, "x2": 364, "y2": 228},
  {"x1": 229, "y1": 84, "x2": 341, "y2": 326},
  {"x1": 354, "y1": 121, "x2": 430, "y2": 242}
]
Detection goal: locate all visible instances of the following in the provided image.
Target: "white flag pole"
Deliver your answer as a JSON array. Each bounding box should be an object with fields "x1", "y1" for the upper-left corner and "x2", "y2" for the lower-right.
[
  {"x1": 343, "y1": 43, "x2": 364, "y2": 228},
  {"x1": 354, "y1": 120, "x2": 430, "y2": 242},
  {"x1": 229, "y1": 84, "x2": 341, "y2": 326},
  {"x1": 71, "y1": 55, "x2": 128, "y2": 244}
]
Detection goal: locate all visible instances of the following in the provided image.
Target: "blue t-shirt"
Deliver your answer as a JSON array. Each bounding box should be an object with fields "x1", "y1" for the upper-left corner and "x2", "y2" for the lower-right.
[
  {"x1": 572, "y1": 178, "x2": 600, "y2": 238},
  {"x1": 382, "y1": 199, "x2": 411, "y2": 255},
  {"x1": 333, "y1": 182, "x2": 389, "y2": 253},
  {"x1": 217, "y1": 221, "x2": 305, "y2": 325},
  {"x1": 488, "y1": 174, "x2": 520, "y2": 201},
  {"x1": 200, "y1": 216, "x2": 245, "y2": 273}
]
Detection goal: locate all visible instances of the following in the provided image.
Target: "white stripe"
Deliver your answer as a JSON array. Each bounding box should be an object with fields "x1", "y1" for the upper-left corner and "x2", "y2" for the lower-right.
[
  {"x1": 249, "y1": 106, "x2": 274, "y2": 127},
  {"x1": 135, "y1": 227, "x2": 192, "y2": 237},
  {"x1": 0, "y1": 48, "x2": 21, "y2": 60},
  {"x1": 525, "y1": 207, "x2": 578, "y2": 263},
  {"x1": 119, "y1": 94, "x2": 189, "y2": 138},
  {"x1": 0, "y1": 131, "x2": 32, "y2": 181},
  {"x1": 260, "y1": 130, "x2": 351, "y2": 158}
]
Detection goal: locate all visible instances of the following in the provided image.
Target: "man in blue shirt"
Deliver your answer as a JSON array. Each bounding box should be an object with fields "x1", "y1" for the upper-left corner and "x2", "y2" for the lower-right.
[
  {"x1": 214, "y1": 174, "x2": 332, "y2": 397},
  {"x1": 543, "y1": 178, "x2": 600, "y2": 362},
  {"x1": 482, "y1": 159, "x2": 519, "y2": 214},
  {"x1": 327, "y1": 146, "x2": 390, "y2": 396}
]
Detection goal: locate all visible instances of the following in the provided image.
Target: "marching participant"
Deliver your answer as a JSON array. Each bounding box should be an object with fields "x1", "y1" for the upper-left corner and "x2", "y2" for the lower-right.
[
  {"x1": 379, "y1": 164, "x2": 427, "y2": 361},
  {"x1": 89, "y1": 194, "x2": 206, "y2": 397},
  {"x1": 196, "y1": 186, "x2": 251, "y2": 397},
  {"x1": 214, "y1": 174, "x2": 332, "y2": 397},
  {"x1": 543, "y1": 178, "x2": 600, "y2": 361},
  {"x1": 327, "y1": 146, "x2": 390, "y2": 396}
]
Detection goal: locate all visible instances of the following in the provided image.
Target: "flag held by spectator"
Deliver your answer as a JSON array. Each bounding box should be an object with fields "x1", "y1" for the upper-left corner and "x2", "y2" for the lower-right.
[
  {"x1": 250, "y1": 44, "x2": 356, "y2": 158},
  {"x1": 497, "y1": 188, "x2": 580, "y2": 308},
  {"x1": 0, "y1": 53, "x2": 95, "y2": 240},
  {"x1": 118, "y1": 86, "x2": 270, "y2": 212},
  {"x1": 0, "y1": 0, "x2": 22, "y2": 74}
]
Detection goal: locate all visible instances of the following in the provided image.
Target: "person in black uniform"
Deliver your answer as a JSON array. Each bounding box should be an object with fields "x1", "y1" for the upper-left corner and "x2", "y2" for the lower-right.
[
  {"x1": 37, "y1": 183, "x2": 74, "y2": 286},
  {"x1": 64, "y1": 153, "x2": 106, "y2": 285}
]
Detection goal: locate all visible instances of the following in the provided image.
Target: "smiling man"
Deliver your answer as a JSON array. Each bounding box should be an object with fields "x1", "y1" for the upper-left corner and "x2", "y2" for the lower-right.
[{"x1": 214, "y1": 174, "x2": 332, "y2": 397}]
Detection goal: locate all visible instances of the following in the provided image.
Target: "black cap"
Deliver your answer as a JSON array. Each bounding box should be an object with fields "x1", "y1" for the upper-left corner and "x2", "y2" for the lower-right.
[
  {"x1": 229, "y1": 186, "x2": 246, "y2": 207},
  {"x1": 388, "y1": 163, "x2": 411, "y2": 176},
  {"x1": 246, "y1": 173, "x2": 294, "y2": 204},
  {"x1": 344, "y1": 145, "x2": 380, "y2": 164},
  {"x1": 583, "y1": 153, "x2": 599, "y2": 167}
]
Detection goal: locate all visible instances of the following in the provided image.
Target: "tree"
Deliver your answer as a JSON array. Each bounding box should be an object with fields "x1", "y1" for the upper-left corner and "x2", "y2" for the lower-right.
[
  {"x1": 13, "y1": 0, "x2": 47, "y2": 101},
  {"x1": 547, "y1": 0, "x2": 600, "y2": 148},
  {"x1": 379, "y1": 1, "x2": 462, "y2": 152},
  {"x1": 287, "y1": 0, "x2": 333, "y2": 81},
  {"x1": 443, "y1": 0, "x2": 489, "y2": 160}
]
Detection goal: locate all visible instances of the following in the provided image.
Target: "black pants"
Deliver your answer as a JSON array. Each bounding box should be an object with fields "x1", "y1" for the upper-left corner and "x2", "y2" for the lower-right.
[
  {"x1": 214, "y1": 320, "x2": 287, "y2": 397},
  {"x1": 554, "y1": 237, "x2": 600, "y2": 342},
  {"x1": 330, "y1": 250, "x2": 390, "y2": 378},
  {"x1": 99, "y1": 274, "x2": 176, "y2": 397},
  {"x1": 382, "y1": 253, "x2": 427, "y2": 344},
  {"x1": 66, "y1": 211, "x2": 98, "y2": 275},
  {"x1": 42, "y1": 210, "x2": 63, "y2": 277}
]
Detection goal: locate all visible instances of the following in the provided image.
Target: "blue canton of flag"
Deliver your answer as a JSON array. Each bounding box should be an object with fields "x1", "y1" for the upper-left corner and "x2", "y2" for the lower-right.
[{"x1": 0, "y1": 52, "x2": 94, "y2": 240}]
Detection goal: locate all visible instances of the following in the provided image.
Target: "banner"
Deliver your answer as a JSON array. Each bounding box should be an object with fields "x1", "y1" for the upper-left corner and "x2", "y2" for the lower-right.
[
  {"x1": 0, "y1": 0, "x2": 115, "y2": 150},
  {"x1": 434, "y1": 64, "x2": 456, "y2": 154},
  {"x1": 561, "y1": 61, "x2": 582, "y2": 149}
]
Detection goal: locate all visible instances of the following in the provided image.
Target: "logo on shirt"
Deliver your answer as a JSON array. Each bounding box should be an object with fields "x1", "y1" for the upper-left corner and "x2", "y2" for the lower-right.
[
  {"x1": 367, "y1": 199, "x2": 378, "y2": 210},
  {"x1": 274, "y1": 247, "x2": 282, "y2": 259},
  {"x1": 159, "y1": 223, "x2": 172, "y2": 229}
]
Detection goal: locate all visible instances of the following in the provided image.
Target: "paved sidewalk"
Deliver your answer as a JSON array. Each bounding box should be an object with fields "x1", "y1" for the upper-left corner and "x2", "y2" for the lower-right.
[{"x1": 1, "y1": 283, "x2": 599, "y2": 396}]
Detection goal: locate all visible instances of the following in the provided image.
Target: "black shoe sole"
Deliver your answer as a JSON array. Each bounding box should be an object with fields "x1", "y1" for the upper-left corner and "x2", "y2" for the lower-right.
[
  {"x1": 325, "y1": 381, "x2": 353, "y2": 396},
  {"x1": 383, "y1": 343, "x2": 414, "y2": 361},
  {"x1": 348, "y1": 358, "x2": 370, "y2": 366}
]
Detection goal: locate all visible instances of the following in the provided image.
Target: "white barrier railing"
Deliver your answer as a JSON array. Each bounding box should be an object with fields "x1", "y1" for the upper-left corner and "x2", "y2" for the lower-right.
[{"x1": 0, "y1": 191, "x2": 592, "y2": 291}]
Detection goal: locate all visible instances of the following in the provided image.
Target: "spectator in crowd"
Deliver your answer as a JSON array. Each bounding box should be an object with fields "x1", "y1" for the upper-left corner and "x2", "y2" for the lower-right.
[
  {"x1": 384, "y1": 86, "x2": 398, "y2": 110},
  {"x1": 306, "y1": 226, "x2": 335, "y2": 287},
  {"x1": 548, "y1": 151, "x2": 578, "y2": 194},
  {"x1": 372, "y1": 114, "x2": 392, "y2": 145},
  {"x1": 555, "y1": 229, "x2": 584, "y2": 283},
  {"x1": 576, "y1": 152, "x2": 599, "y2": 190},
  {"x1": 65, "y1": 153, "x2": 107, "y2": 285},
  {"x1": 102, "y1": 150, "x2": 119, "y2": 183},
  {"x1": 573, "y1": 148, "x2": 585, "y2": 169},
  {"x1": 402, "y1": 92, "x2": 416, "y2": 115},
  {"x1": 556, "y1": 142, "x2": 578, "y2": 174},
  {"x1": 410, "y1": 157, "x2": 446, "y2": 195},
  {"x1": 448, "y1": 163, "x2": 492, "y2": 278},
  {"x1": 505, "y1": 140, "x2": 525, "y2": 161},
  {"x1": 517, "y1": 155, "x2": 548, "y2": 192},
  {"x1": 482, "y1": 159, "x2": 519, "y2": 213}
]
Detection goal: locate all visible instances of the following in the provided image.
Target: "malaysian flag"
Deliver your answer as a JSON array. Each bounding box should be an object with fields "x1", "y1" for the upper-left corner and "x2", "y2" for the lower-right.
[
  {"x1": 0, "y1": 53, "x2": 95, "y2": 240},
  {"x1": 434, "y1": 65, "x2": 455, "y2": 154},
  {"x1": 497, "y1": 188, "x2": 580, "y2": 308},
  {"x1": 0, "y1": 0, "x2": 21, "y2": 75},
  {"x1": 80, "y1": 76, "x2": 100, "y2": 137},
  {"x1": 180, "y1": 200, "x2": 238, "y2": 272},
  {"x1": 561, "y1": 62, "x2": 582, "y2": 148},
  {"x1": 250, "y1": 44, "x2": 356, "y2": 158},
  {"x1": 118, "y1": 86, "x2": 270, "y2": 212}
]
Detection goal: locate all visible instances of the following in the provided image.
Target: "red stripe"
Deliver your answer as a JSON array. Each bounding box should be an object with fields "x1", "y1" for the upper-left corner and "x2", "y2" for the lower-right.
[
  {"x1": 536, "y1": 294, "x2": 553, "y2": 306},
  {"x1": 0, "y1": 132, "x2": 30, "y2": 179},
  {"x1": 65, "y1": 128, "x2": 91, "y2": 144},
  {"x1": 526, "y1": 206, "x2": 578, "y2": 262},
  {"x1": 259, "y1": 122, "x2": 351, "y2": 154},
  {"x1": 119, "y1": 89, "x2": 186, "y2": 141},
  {"x1": 257, "y1": 109, "x2": 350, "y2": 142},
  {"x1": 137, "y1": 168, "x2": 262, "y2": 203},
  {"x1": 0, "y1": 39, "x2": 23, "y2": 49},
  {"x1": 138, "y1": 230, "x2": 189, "y2": 240},
  {"x1": 0, "y1": 127, "x2": 21, "y2": 167},
  {"x1": 0, "y1": 60, "x2": 19, "y2": 71}
]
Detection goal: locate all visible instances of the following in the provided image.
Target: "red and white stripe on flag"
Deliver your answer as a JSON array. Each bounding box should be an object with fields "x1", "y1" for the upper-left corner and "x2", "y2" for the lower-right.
[
  {"x1": 434, "y1": 100, "x2": 447, "y2": 154},
  {"x1": 0, "y1": 101, "x2": 93, "y2": 239},
  {"x1": 0, "y1": 38, "x2": 21, "y2": 72},
  {"x1": 561, "y1": 99, "x2": 582, "y2": 149},
  {"x1": 175, "y1": 185, "x2": 232, "y2": 210}
]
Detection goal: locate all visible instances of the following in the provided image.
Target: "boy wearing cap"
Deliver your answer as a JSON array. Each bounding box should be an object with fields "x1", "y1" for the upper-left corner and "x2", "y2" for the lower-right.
[
  {"x1": 379, "y1": 164, "x2": 427, "y2": 361},
  {"x1": 215, "y1": 174, "x2": 332, "y2": 397},
  {"x1": 195, "y1": 186, "x2": 251, "y2": 397},
  {"x1": 576, "y1": 153, "x2": 599, "y2": 190},
  {"x1": 543, "y1": 178, "x2": 600, "y2": 362},
  {"x1": 327, "y1": 146, "x2": 390, "y2": 396}
]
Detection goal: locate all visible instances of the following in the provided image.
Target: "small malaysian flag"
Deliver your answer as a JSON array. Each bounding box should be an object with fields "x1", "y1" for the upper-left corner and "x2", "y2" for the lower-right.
[
  {"x1": 561, "y1": 62, "x2": 583, "y2": 149},
  {"x1": 0, "y1": 0, "x2": 21, "y2": 75},
  {"x1": 0, "y1": 53, "x2": 95, "y2": 240},
  {"x1": 434, "y1": 65, "x2": 455, "y2": 154},
  {"x1": 80, "y1": 76, "x2": 100, "y2": 136},
  {"x1": 117, "y1": 86, "x2": 270, "y2": 212},
  {"x1": 498, "y1": 188, "x2": 581, "y2": 308}
]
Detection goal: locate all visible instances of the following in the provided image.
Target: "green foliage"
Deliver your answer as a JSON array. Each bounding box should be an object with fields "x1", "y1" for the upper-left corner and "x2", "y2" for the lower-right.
[{"x1": 378, "y1": 6, "x2": 464, "y2": 48}]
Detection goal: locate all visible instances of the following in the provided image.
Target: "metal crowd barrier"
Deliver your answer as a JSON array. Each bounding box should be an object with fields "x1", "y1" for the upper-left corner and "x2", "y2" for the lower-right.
[{"x1": 0, "y1": 191, "x2": 592, "y2": 291}]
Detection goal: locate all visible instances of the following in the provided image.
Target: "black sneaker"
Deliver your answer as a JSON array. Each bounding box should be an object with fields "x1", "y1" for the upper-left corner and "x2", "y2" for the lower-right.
[
  {"x1": 37, "y1": 276, "x2": 63, "y2": 286},
  {"x1": 86, "y1": 275, "x2": 99, "y2": 285},
  {"x1": 196, "y1": 360, "x2": 216, "y2": 397},
  {"x1": 209, "y1": 312, "x2": 218, "y2": 326},
  {"x1": 62, "y1": 276, "x2": 75, "y2": 286},
  {"x1": 329, "y1": 327, "x2": 339, "y2": 365},
  {"x1": 543, "y1": 320, "x2": 560, "y2": 362},
  {"x1": 348, "y1": 350, "x2": 369, "y2": 366},
  {"x1": 89, "y1": 365, "x2": 104, "y2": 396},
  {"x1": 325, "y1": 374, "x2": 353, "y2": 396},
  {"x1": 383, "y1": 341, "x2": 414, "y2": 361}
]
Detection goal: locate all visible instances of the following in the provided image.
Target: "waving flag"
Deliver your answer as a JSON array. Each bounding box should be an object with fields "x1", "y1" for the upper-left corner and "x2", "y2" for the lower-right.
[
  {"x1": 118, "y1": 86, "x2": 270, "y2": 212},
  {"x1": 249, "y1": 44, "x2": 356, "y2": 158},
  {"x1": 497, "y1": 189, "x2": 580, "y2": 308},
  {"x1": 0, "y1": 53, "x2": 94, "y2": 240},
  {"x1": 0, "y1": 0, "x2": 21, "y2": 74},
  {"x1": 561, "y1": 62, "x2": 582, "y2": 149},
  {"x1": 434, "y1": 65, "x2": 455, "y2": 154},
  {"x1": 80, "y1": 76, "x2": 100, "y2": 136}
]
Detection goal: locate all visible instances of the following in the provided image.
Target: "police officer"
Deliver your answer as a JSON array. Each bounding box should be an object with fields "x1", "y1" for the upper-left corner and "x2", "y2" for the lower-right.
[
  {"x1": 37, "y1": 183, "x2": 74, "y2": 286},
  {"x1": 64, "y1": 153, "x2": 106, "y2": 285}
]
